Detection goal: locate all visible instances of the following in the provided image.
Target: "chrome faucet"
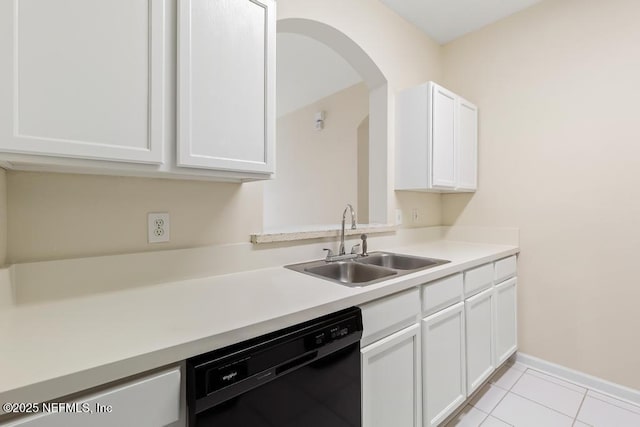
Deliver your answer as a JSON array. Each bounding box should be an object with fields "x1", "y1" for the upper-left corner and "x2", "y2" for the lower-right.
[
  {"x1": 322, "y1": 204, "x2": 359, "y2": 262},
  {"x1": 339, "y1": 204, "x2": 357, "y2": 256}
]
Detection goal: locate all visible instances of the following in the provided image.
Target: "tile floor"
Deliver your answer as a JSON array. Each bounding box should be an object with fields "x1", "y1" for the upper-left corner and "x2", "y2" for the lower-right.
[{"x1": 445, "y1": 361, "x2": 640, "y2": 427}]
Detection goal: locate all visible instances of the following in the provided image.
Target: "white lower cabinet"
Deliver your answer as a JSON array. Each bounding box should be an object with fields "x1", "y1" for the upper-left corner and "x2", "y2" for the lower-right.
[
  {"x1": 361, "y1": 323, "x2": 421, "y2": 427},
  {"x1": 465, "y1": 286, "x2": 495, "y2": 395},
  {"x1": 4, "y1": 368, "x2": 182, "y2": 427},
  {"x1": 359, "y1": 257, "x2": 517, "y2": 427},
  {"x1": 494, "y1": 277, "x2": 518, "y2": 366},
  {"x1": 422, "y1": 302, "x2": 466, "y2": 427}
]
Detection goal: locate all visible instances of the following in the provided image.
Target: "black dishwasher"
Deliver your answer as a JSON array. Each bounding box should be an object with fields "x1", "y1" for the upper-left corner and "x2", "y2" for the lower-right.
[{"x1": 186, "y1": 307, "x2": 363, "y2": 427}]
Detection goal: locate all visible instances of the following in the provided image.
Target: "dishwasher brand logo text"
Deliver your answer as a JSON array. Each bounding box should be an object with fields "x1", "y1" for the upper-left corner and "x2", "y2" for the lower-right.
[{"x1": 223, "y1": 371, "x2": 238, "y2": 382}]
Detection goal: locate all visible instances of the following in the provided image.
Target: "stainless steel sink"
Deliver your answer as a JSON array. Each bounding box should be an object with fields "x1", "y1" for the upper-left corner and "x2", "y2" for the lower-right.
[
  {"x1": 305, "y1": 261, "x2": 397, "y2": 286},
  {"x1": 356, "y1": 252, "x2": 449, "y2": 270},
  {"x1": 285, "y1": 252, "x2": 450, "y2": 287}
]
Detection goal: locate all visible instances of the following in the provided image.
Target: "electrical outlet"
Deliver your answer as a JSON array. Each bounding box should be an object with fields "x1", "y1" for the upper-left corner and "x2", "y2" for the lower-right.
[
  {"x1": 395, "y1": 209, "x2": 403, "y2": 225},
  {"x1": 411, "y1": 208, "x2": 419, "y2": 223},
  {"x1": 148, "y1": 213, "x2": 170, "y2": 243}
]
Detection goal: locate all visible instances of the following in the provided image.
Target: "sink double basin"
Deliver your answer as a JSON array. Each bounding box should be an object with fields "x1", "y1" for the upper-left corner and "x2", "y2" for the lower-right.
[{"x1": 286, "y1": 252, "x2": 450, "y2": 287}]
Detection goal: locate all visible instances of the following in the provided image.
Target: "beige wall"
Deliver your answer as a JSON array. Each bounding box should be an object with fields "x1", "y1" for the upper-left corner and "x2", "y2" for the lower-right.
[
  {"x1": 442, "y1": 0, "x2": 640, "y2": 388},
  {"x1": 0, "y1": 168, "x2": 6, "y2": 266},
  {"x1": 264, "y1": 83, "x2": 368, "y2": 228},
  {"x1": 357, "y1": 116, "x2": 369, "y2": 223},
  {"x1": 7, "y1": 172, "x2": 263, "y2": 263}
]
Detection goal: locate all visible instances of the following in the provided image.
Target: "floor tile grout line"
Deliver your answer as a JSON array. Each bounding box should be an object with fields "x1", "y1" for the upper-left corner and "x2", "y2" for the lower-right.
[
  {"x1": 518, "y1": 359, "x2": 640, "y2": 410},
  {"x1": 482, "y1": 366, "x2": 526, "y2": 415},
  {"x1": 519, "y1": 366, "x2": 640, "y2": 418},
  {"x1": 475, "y1": 359, "x2": 640, "y2": 427},
  {"x1": 571, "y1": 387, "x2": 588, "y2": 426},
  {"x1": 489, "y1": 364, "x2": 527, "y2": 393},
  {"x1": 572, "y1": 415, "x2": 594, "y2": 427},
  {"x1": 470, "y1": 384, "x2": 508, "y2": 415},
  {"x1": 489, "y1": 363, "x2": 640, "y2": 427},
  {"x1": 586, "y1": 388, "x2": 640, "y2": 409},
  {"x1": 526, "y1": 367, "x2": 589, "y2": 394},
  {"x1": 462, "y1": 402, "x2": 506, "y2": 427},
  {"x1": 487, "y1": 414, "x2": 515, "y2": 427},
  {"x1": 520, "y1": 361, "x2": 640, "y2": 409},
  {"x1": 507, "y1": 389, "x2": 582, "y2": 421},
  {"x1": 511, "y1": 366, "x2": 593, "y2": 419},
  {"x1": 489, "y1": 381, "x2": 509, "y2": 392},
  {"x1": 489, "y1": 366, "x2": 572, "y2": 426},
  {"x1": 473, "y1": 405, "x2": 490, "y2": 415},
  {"x1": 505, "y1": 362, "x2": 528, "y2": 374},
  {"x1": 507, "y1": 367, "x2": 527, "y2": 392},
  {"x1": 444, "y1": 404, "x2": 489, "y2": 427},
  {"x1": 484, "y1": 367, "x2": 526, "y2": 419},
  {"x1": 586, "y1": 392, "x2": 640, "y2": 416},
  {"x1": 478, "y1": 408, "x2": 490, "y2": 426}
]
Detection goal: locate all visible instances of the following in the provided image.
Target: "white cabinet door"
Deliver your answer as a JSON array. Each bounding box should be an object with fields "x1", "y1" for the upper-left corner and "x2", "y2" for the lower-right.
[
  {"x1": 395, "y1": 81, "x2": 477, "y2": 193},
  {"x1": 0, "y1": 0, "x2": 165, "y2": 164},
  {"x1": 465, "y1": 287, "x2": 494, "y2": 395},
  {"x1": 456, "y1": 97, "x2": 478, "y2": 191},
  {"x1": 362, "y1": 323, "x2": 421, "y2": 427},
  {"x1": 422, "y1": 302, "x2": 466, "y2": 427},
  {"x1": 430, "y1": 83, "x2": 456, "y2": 189},
  {"x1": 494, "y1": 277, "x2": 518, "y2": 365},
  {"x1": 4, "y1": 368, "x2": 181, "y2": 427},
  {"x1": 177, "y1": 0, "x2": 275, "y2": 174}
]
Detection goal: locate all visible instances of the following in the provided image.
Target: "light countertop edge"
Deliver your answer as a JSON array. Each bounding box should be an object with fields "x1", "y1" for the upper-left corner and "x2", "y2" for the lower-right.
[
  {"x1": 251, "y1": 224, "x2": 397, "y2": 244},
  {"x1": 0, "y1": 240, "x2": 518, "y2": 413}
]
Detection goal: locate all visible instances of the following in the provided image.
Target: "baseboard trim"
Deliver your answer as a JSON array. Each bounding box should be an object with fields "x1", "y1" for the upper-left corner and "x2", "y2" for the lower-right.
[{"x1": 516, "y1": 352, "x2": 640, "y2": 406}]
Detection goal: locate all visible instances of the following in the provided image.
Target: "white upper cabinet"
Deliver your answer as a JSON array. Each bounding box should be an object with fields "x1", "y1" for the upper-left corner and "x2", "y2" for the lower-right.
[
  {"x1": 0, "y1": 0, "x2": 166, "y2": 164},
  {"x1": 456, "y1": 97, "x2": 478, "y2": 190},
  {"x1": 0, "y1": 0, "x2": 275, "y2": 181},
  {"x1": 395, "y1": 81, "x2": 478, "y2": 192},
  {"x1": 431, "y1": 84, "x2": 457, "y2": 189},
  {"x1": 178, "y1": 0, "x2": 275, "y2": 174}
]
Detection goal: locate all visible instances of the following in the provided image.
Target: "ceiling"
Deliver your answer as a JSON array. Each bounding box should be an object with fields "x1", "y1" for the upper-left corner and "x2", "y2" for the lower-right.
[{"x1": 379, "y1": 0, "x2": 543, "y2": 44}]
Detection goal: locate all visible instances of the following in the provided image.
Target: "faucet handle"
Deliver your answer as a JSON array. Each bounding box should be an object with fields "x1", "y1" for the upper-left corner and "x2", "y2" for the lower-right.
[
  {"x1": 323, "y1": 248, "x2": 334, "y2": 260},
  {"x1": 350, "y1": 244, "x2": 361, "y2": 255},
  {"x1": 360, "y1": 234, "x2": 368, "y2": 256}
]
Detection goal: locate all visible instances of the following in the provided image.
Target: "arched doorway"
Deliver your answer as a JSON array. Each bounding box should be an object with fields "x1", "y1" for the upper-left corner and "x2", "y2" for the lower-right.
[{"x1": 276, "y1": 18, "x2": 390, "y2": 225}]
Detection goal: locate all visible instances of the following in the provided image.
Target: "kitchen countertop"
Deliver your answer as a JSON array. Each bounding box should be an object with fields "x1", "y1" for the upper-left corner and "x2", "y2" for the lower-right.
[{"x1": 0, "y1": 239, "x2": 518, "y2": 412}]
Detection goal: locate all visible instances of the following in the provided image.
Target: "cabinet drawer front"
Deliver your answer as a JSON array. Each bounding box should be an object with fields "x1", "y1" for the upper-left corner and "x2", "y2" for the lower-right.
[
  {"x1": 495, "y1": 256, "x2": 517, "y2": 283},
  {"x1": 360, "y1": 288, "x2": 420, "y2": 348},
  {"x1": 422, "y1": 273, "x2": 463, "y2": 316},
  {"x1": 464, "y1": 263, "x2": 493, "y2": 297},
  {"x1": 4, "y1": 368, "x2": 181, "y2": 427}
]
